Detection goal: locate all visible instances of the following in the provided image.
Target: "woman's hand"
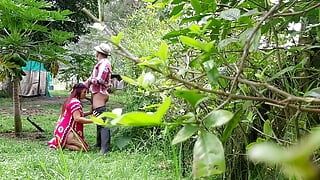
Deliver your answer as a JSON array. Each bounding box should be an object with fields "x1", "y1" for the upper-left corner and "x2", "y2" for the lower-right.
[
  {"x1": 84, "y1": 110, "x2": 92, "y2": 117},
  {"x1": 73, "y1": 110, "x2": 93, "y2": 124}
]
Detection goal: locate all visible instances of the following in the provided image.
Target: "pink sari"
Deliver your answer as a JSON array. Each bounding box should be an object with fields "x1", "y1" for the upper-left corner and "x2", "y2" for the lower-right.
[{"x1": 48, "y1": 98, "x2": 89, "y2": 151}]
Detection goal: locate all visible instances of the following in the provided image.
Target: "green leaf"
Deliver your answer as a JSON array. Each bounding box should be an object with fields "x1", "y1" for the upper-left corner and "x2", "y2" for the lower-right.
[
  {"x1": 175, "y1": 89, "x2": 208, "y2": 108},
  {"x1": 263, "y1": 120, "x2": 273, "y2": 138},
  {"x1": 193, "y1": 131, "x2": 225, "y2": 178},
  {"x1": 220, "y1": 8, "x2": 241, "y2": 21},
  {"x1": 239, "y1": 28, "x2": 261, "y2": 51},
  {"x1": 189, "y1": 24, "x2": 201, "y2": 34},
  {"x1": 304, "y1": 87, "x2": 320, "y2": 98},
  {"x1": 114, "y1": 136, "x2": 132, "y2": 150},
  {"x1": 218, "y1": 37, "x2": 238, "y2": 49},
  {"x1": 111, "y1": 112, "x2": 158, "y2": 126},
  {"x1": 206, "y1": 67, "x2": 220, "y2": 85},
  {"x1": 268, "y1": 66, "x2": 295, "y2": 81},
  {"x1": 179, "y1": 36, "x2": 204, "y2": 50},
  {"x1": 141, "y1": 0, "x2": 157, "y2": 2},
  {"x1": 204, "y1": 0, "x2": 217, "y2": 12},
  {"x1": 111, "y1": 97, "x2": 171, "y2": 126},
  {"x1": 162, "y1": 28, "x2": 190, "y2": 40},
  {"x1": 248, "y1": 129, "x2": 320, "y2": 179},
  {"x1": 90, "y1": 115, "x2": 108, "y2": 126},
  {"x1": 175, "y1": 112, "x2": 196, "y2": 124},
  {"x1": 172, "y1": 125, "x2": 199, "y2": 145},
  {"x1": 241, "y1": 9, "x2": 260, "y2": 17},
  {"x1": 48, "y1": 30, "x2": 74, "y2": 44},
  {"x1": 155, "y1": 97, "x2": 172, "y2": 117},
  {"x1": 170, "y1": 3, "x2": 185, "y2": 17},
  {"x1": 204, "y1": 42, "x2": 214, "y2": 52},
  {"x1": 138, "y1": 58, "x2": 163, "y2": 66},
  {"x1": 179, "y1": 36, "x2": 213, "y2": 52},
  {"x1": 190, "y1": 0, "x2": 202, "y2": 14},
  {"x1": 121, "y1": 75, "x2": 137, "y2": 85},
  {"x1": 111, "y1": 32, "x2": 124, "y2": 45},
  {"x1": 204, "y1": 110, "x2": 234, "y2": 128},
  {"x1": 248, "y1": 142, "x2": 286, "y2": 164},
  {"x1": 156, "y1": 42, "x2": 169, "y2": 61},
  {"x1": 222, "y1": 109, "x2": 242, "y2": 143},
  {"x1": 172, "y1": 0, "x2": 183, "y2": 4}
]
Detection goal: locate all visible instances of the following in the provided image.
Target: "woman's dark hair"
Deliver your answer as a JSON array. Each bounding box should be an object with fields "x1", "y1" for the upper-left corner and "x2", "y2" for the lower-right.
[{"x1": 60, "y1": 83, "x2": 87, "y2": 117}]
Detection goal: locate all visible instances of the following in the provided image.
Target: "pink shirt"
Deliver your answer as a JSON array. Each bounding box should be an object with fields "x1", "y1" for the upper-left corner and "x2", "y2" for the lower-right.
[
  {"x1": 86, "y1": 58, "x2": 112, "y2": 95},
  {"x1": 48, "y1": 98, "x2": 88, "y2": 150}
]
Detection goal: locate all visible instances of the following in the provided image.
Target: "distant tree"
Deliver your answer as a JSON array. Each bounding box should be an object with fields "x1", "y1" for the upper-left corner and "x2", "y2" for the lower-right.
[
  {"x1": 0, "y1": 0, "x2": 73, "y2": 136},
  {"x1": 44, "y1": 0, "x2": 98, "y2": 41}
]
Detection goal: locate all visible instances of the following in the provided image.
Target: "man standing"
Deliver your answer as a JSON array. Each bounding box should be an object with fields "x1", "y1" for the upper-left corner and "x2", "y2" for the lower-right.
[{"x1": 85, "y1": 43, "x2": 112, "y2": 154}]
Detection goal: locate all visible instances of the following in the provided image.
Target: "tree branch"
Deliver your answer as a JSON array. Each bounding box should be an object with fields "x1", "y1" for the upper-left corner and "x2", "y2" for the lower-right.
[
  {"x1": 219, "y1": 4, "x2": 280, "y2": 109},
  {"x1": 81, "y1": 8, "x2": 100, "y2": 23},
  {"x1": 81, "y1": 4, "x2": 320, "y2": 114},
  {"x1": 273, "y1": 2, "x2": 320, "y2": 17},
  {"x1": 221, "y1": 75, "x2": 320, "y2": 104}
]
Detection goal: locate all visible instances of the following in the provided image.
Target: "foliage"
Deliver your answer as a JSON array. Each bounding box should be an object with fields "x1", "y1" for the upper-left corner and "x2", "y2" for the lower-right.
[
  {"x1": 0, "y1": 92, "x2": 176, "y2": 179},
  {"x1": 100, "y1": 0, "x2": 320, "y2": 179},
  {"x1": 248, "y1": 128, "x2": 320, "y2": 180},
  {"x1": 0, "y1": 138, "x2": 175, "y2": 179},
  {"x1": 58, "y1": 53, "x2": 95, "y2": 83},
  {"x1": 59, "y1": 1, "x2": 149, "y2": 84},
  {"x1": 45, "y1": 0, "x2": 98, "y2": 40},
  {"x1": 0, "y1": 0, "x2": 73, "y2": 79},
  {"x1": 91, "y1": 97, "x2": 171, "y2": 126},
  {"x1": 24, "y1": 0, "x2": 320, "y2": 178},
  {"x1": 0, "y1": 0, "x2": 74, "y2": 136}
]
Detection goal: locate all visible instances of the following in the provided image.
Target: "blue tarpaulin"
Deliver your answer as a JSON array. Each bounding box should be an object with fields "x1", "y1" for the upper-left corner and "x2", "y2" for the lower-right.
[{"x1": 20, "y1": 60, "x2": 52, "y2": 97}]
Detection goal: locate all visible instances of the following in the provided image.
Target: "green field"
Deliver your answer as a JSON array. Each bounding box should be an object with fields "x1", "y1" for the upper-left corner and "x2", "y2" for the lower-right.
[{"x1": 0, "y1": 92, "x2": 176, "y2": 179}]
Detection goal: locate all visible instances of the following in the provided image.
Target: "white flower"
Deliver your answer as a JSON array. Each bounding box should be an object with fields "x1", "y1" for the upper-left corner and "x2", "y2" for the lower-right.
[
  {"x1": 143, "y1": 72, "x2": 155, "y2": 85},
  {"x1": 288, "y1": 22, "x2": 302, "y2": 31},
  {"x1": 112, "y1": 108, "x2": 122, "y2": 116},
  {"x1": 270, "y1": 0, "x2": 279, "y2": 4},
  {"x1": 90, "y1": 23, "x2": 106, "y2": 31}
]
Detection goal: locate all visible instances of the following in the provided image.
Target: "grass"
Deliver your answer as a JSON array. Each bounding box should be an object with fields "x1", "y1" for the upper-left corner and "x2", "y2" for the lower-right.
[
  {"x1": 0, "y1": 138, "x2": 173, "y2": 179},
  {"x1": 0, "y1": 91, "x2": 177, "y2": 179}
]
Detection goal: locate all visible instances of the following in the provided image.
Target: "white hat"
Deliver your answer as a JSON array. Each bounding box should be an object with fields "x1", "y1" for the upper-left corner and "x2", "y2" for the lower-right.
[{"x1": 94, "y1": 43, "x2": 112, "y2": 55}]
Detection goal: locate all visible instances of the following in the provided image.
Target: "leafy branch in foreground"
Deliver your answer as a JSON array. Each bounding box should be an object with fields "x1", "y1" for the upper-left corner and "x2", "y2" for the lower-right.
[
  {"x1": 82, "y1": 0, "x2": 320, "y2": 178},
  {"x1": 248, "y1": 128, "x2": 320, "y2": 180}
]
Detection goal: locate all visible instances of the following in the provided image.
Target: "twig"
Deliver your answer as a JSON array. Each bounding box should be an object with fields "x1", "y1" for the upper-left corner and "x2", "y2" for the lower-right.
[
  {"x1": 221, "y1": 75, "x2": 320, "y2": 104},
  {"x1": 82, "y1": 6, "x2": 320, "y2": 114},
  {"x1": 249, "y1": 125, "x2": 292, "y2": 144},
  {"x1": 273, "y1": 2, "x2": 320, "y2": 17},
  {"x1": 169, "y1": 66, "x2": 202, "y2": 74},
  {"x1": 81, "y1": 8, "x2": 100, "y2": 23},
  {"x1": 218, "y1": 4, "x2": 280, "y2": 109}
]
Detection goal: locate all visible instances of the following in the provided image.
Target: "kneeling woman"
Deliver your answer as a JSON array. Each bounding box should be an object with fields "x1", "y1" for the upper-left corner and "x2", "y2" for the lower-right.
[{"x1": 48, "y1": 83, "x2": 93, "y2": 151}]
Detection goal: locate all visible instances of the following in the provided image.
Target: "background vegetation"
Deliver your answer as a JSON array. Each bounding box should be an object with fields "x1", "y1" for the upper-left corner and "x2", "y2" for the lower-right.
[{"x1": 1, "y1": 0, "x2": 320, "y2": 179}]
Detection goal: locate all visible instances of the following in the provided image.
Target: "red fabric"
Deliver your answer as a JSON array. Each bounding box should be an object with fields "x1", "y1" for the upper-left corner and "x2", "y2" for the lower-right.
[
  {"x1": 86, "y1": 58, "x2": 112, "y2": 95},
  {"x1": 48, "y1": 98, "x2": 88, "y2": 150}
]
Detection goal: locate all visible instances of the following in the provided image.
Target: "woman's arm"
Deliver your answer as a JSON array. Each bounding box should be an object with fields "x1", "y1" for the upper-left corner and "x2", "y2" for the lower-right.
[
  {"x1": 73, "y1": 110, "x2": 93, "y2": 124},
  {"x1": 83, "y1": 111, "x2": 92, "y2": 117}
]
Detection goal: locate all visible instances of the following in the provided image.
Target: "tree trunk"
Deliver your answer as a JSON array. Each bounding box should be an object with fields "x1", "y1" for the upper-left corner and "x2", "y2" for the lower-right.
[{"x1": 13, "y1": 77, "x2": 22, "y2": 136}]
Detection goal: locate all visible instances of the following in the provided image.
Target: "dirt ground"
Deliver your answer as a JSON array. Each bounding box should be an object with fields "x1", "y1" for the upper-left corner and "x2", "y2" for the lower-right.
[
  {"x1": 0, "y1": 96, "x2": 92, "y2": 116},
  {"x1": 0, "y1": 131, "x2": 46, "y2": 140},
  {"x1": 0, "y1": 95, "x2": 122, "y2": 140}
]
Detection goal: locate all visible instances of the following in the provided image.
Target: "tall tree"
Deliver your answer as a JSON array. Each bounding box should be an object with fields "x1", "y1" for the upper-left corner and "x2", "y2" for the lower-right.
[
  {"x1": 0, "y1": 0, "x2": 73, "y2": 136},
  {"x1": 45, "y1": 0, "x2": 99, "y2": 40}
]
